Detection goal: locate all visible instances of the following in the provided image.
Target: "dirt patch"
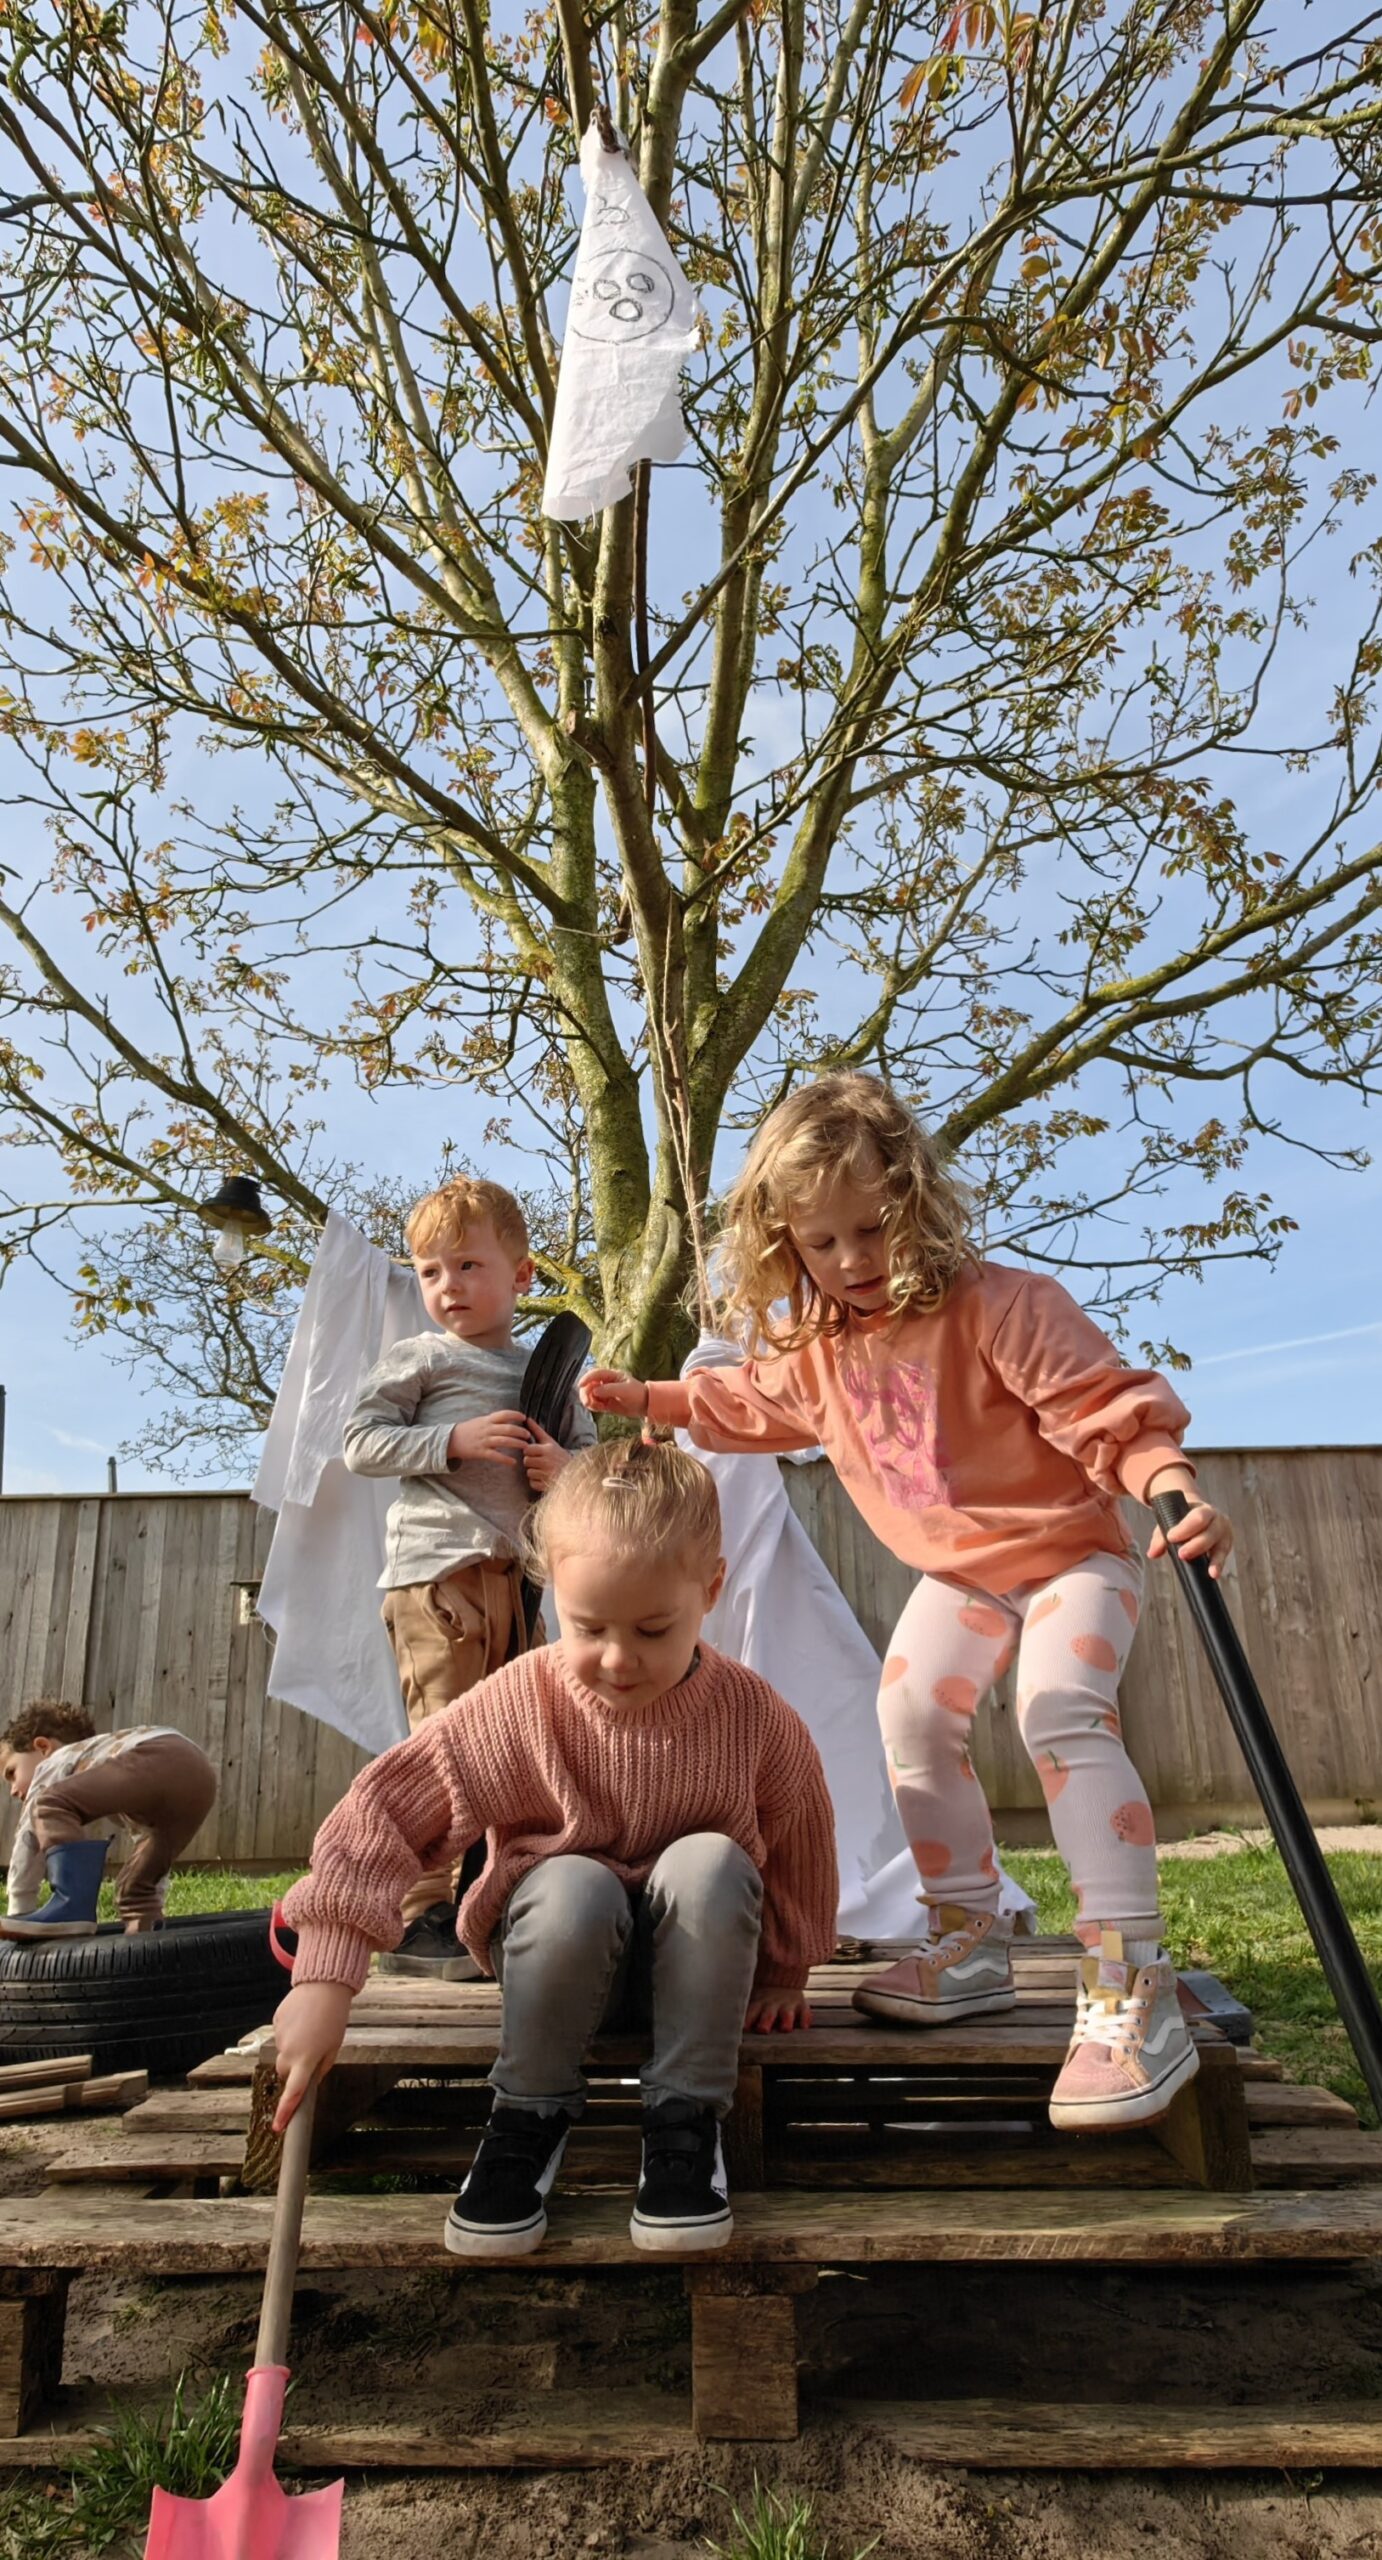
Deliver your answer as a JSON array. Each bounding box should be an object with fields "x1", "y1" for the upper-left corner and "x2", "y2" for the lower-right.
[
  {"x1": 335, "y1": 2455, "x2": 1382, "y2": 2560},
  {"x1": 22, "y1": 2254, "x2": 1382, "y2": 2559}
]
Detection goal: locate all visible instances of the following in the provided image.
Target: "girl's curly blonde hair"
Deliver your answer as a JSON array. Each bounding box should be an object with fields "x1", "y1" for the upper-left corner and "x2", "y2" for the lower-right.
[
  {"x1": 717, "y1": 1072, "x2": 975, "y2": 1352},
  {"x1": 524, "y1": 1436, "x2": 723, "y2": 1585}
]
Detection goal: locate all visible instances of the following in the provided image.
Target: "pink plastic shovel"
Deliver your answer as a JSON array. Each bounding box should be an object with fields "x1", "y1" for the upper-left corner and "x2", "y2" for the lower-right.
[{"x1": 144, "y1": 2084, "x2": 343, "y2": 2560}]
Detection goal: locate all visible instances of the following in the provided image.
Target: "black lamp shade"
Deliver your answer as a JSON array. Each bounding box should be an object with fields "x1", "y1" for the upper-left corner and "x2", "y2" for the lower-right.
[{"x1": 201, "y1": 1175, "x2": 273, "y2": 1237}]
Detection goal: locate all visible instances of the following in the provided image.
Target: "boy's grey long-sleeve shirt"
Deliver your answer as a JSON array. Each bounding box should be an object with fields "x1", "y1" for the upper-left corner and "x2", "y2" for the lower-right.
[{"x1": 343, "y1": 1332, "x2": 595, "y2": 1590}]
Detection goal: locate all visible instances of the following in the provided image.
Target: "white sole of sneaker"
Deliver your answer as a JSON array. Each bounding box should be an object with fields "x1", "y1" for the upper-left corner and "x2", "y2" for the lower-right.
[
  {"x1": 0, "y1": 1920, "x2": 98, "y2": 1941},
  {"x1": 852, "y1": 1986, "x2": 1018, "y2": 2027},
  {"x1": 1048, "y1": 2039, "x2": 1200, "y2": 2132},
  {"x1": 443, "y1": 2209, "x2": 547, "y2": 2257},
  {"x1": 628, "y1": 2209, "x2": 733, "y2": 2255}
]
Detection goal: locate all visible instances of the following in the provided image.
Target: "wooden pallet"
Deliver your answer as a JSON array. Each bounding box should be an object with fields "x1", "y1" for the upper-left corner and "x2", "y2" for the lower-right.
[
  {"x1": 227, "y1": 1944, "x2": 1257, "y2": 2198},
  {"x1": 2, "y1": 1941, "x2": 1379, "y2": 2465}
]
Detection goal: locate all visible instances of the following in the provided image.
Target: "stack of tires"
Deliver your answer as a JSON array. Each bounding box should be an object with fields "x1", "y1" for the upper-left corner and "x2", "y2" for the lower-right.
[{"x1": 0, "y1": 1912, "x2": 285, "y2": 2080}]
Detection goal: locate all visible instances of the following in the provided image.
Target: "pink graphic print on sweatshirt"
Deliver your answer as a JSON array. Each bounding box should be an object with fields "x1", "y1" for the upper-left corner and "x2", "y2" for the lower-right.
[{"x1": 837, "y1": 1347, "x2": 950, "y2": 1512}]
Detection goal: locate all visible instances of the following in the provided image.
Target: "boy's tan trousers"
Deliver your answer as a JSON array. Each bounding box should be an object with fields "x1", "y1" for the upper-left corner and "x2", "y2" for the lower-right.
[{"x1": 381, "y1": 1556, "x2": 531, "y2": 1922}]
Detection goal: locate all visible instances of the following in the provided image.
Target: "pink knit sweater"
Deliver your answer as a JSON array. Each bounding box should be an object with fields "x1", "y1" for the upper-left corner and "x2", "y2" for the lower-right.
[{"x1": 283, "y1": 1643, "x2": 839, "y2": 1996}]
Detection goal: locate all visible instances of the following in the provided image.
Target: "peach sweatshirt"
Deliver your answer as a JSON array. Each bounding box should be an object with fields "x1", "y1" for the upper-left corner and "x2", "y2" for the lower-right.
[
  {"x1": 283, "y1": 1642, "x2": 839, "y2": 1996},
  {"x1": 646, "y1": 1263, "x2": 1193, "y2": 1596}
]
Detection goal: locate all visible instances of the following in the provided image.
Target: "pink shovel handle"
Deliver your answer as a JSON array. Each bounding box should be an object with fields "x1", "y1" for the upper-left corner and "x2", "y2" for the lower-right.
[{"x1": 236, "y1": 2364, "x2": 292, "y2": 2481}]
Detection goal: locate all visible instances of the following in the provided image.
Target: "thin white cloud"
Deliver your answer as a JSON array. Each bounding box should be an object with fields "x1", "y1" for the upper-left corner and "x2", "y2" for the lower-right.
[
  {"x1": 1196, "y1": 1320, "x2": 1382, "y2": 1368},
  {"x1": 48, "y1": 1426, "x2": 110, "y2": 1454}
]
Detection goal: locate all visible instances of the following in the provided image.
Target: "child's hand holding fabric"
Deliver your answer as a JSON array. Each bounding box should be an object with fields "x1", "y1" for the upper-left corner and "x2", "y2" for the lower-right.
[
  {"x1": 273, "y1": 1980, "x2": 355, "y2": 2132},
  {"x1": 522, "y1": 1422, "x2": 571, "y2": 1492},
  {"x1": 446, "y1": 1409, "x2": 534, "y2": 1466}
]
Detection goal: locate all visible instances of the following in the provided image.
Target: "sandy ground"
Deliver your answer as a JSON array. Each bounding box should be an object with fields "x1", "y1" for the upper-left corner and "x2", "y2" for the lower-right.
[{"x1": 0, "y1": 2164, "x2": 1374, "y2": 2560}]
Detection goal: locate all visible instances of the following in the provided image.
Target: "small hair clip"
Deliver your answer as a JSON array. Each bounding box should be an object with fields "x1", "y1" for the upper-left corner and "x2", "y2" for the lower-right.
[{"x1": 601, "y1": 1474, "x2": 634, "y2": 1490}]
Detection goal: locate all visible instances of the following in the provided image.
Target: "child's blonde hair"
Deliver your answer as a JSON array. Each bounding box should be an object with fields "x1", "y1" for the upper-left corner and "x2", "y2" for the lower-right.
[
  {"x1": 525, "y1": 1437, "x2": 722, "y2": 1585},
  {"x1": 718, "y1": 1071, "x2": 974, "y2": 1351},
  {"x1": 406, "y1": 1175, "x2": 529, "y2": 1263}
]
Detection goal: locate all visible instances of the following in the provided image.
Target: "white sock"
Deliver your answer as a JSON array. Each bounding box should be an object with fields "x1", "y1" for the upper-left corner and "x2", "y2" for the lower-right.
[{"x1": 1125, "y1": 1937, "x2": 1164, "y2": 1969}]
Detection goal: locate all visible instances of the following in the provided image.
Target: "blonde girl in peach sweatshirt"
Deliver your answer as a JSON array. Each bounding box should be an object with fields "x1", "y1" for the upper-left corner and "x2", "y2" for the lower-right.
[{"x1": 583, "y1": 1072, "x2": 1233, "y2": 2134}]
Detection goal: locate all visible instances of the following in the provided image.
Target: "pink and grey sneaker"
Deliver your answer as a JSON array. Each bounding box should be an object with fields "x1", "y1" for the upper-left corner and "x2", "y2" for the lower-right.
[
  {"x1": 852, "y1": 1905, "x2": 1017, "y2": 2027},
  {"x1": 1048, "y1": 1933, "x2": 1199, "y2": 2131}
]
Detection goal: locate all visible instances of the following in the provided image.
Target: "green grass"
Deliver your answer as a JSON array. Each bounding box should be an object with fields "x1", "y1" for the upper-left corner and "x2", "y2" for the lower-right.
[
  {"x1": 0, "y1": 2371, "x2": 238, "y2": 2556},
  {"x1": 1004, "y1": 1839, "x2": 1382, "y2": 2127},
  {"x1": 149, "y1": 1848, "x2": 1382, "y2": 2127},
  {"x1": 705, "y1": 2480, "x2": 877, "y2": 2560},
  {"x1": 93, "y1": 1867, "x2": 304, "y2": 1925}
]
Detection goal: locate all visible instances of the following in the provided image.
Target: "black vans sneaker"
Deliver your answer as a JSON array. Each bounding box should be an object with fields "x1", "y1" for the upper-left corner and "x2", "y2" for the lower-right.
[
  {"x1": 379, "y1": 1903, "x2": 482, "y2": 1981},
  {"x1": 444, "y1": 2105, "x2": 571, "y2": 2257},
  {"x1": 630, "y1": 2098, "x2": 733, "y2": 2253}
]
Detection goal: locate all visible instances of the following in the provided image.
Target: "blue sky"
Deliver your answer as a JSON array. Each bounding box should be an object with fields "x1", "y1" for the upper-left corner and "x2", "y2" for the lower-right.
[
  {"x1": 5, "y1": 1066, "x2": 1379, "y2": 1494},
  {"x1": 3, "y1": 9, "x2": 1380, "y2": 1494}
]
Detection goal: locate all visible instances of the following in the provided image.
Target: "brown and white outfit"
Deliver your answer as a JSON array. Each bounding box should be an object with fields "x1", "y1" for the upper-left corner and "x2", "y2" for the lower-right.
[{"x1": 7, "y1": 1727, "x2": 218, "y2": 1926}]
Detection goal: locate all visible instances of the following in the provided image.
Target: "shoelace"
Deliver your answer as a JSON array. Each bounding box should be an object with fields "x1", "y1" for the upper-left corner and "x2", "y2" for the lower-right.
[{"x1": 1069, "y1": 1976, "x2": 1150, "y2": 2057}]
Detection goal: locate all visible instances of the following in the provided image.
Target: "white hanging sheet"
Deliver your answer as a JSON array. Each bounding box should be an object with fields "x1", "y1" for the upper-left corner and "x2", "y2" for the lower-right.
[
  {"x1": 542, "y1": 124, "x2": 702, "y2": 521},
  {"x1": 253, "y1": 1211, "x2": 434, "y2": 1757}
]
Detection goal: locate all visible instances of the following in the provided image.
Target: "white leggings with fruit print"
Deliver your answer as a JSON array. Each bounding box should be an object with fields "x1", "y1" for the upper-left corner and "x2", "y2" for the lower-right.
[{"x1": 877, "y1": 1552, "x2": 1161, "y2": 1944}]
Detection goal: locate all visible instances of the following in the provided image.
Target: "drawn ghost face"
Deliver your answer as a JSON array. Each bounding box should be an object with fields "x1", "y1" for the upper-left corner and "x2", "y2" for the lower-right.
[{"x1": 569, "y1": 248, "x2": 676, "y2": 344}]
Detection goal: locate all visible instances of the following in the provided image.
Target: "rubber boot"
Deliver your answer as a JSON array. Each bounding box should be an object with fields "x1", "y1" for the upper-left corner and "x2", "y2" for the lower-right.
[{"x1": 0, "y1": 1838, "x2": 109, "y2": 1940}]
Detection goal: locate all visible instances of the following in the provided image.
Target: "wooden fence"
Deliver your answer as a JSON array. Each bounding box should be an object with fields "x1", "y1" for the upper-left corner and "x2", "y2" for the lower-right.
[
  {"x1": 0, "y1": 1492, "x2": 367, "y2": 1870},
  {"x1": 1, "y1": 1445, "x2": 1379, "y2": 1866}
]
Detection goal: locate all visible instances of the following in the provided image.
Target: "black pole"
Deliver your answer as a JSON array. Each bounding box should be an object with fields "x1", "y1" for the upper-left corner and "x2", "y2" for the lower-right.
[{"x1": 1153, "y1": 1488, "x2": 1382, "y2": 2118}]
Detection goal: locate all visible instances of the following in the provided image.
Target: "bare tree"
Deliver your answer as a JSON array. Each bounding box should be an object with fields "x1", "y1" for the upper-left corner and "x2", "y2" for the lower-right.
[{"x1": 1, "y1": 0, "x2": 1380, "y2": 1460}]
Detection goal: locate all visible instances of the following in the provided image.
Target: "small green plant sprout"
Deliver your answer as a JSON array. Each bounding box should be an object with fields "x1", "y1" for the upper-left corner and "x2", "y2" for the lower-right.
[
  {"x1": 704, "y1": 2477, "x2": 879, "y2": 2560},
  {"x1": 0, "y1": 2371, "x2": 239, "y2": 2555}
]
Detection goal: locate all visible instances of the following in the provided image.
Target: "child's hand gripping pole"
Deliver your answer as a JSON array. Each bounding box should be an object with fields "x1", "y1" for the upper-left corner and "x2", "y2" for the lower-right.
[{"x1": 1152, "y1": 1487, "x2": 1382, "y2": 2118}]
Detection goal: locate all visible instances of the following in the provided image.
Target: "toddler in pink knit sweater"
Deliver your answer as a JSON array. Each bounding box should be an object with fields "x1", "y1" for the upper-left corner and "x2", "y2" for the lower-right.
[
  {"x1": 275, "y1": 1438, "x2": 837, "y2": 2256},
  {"x1": 584, "y1": 1071, "x2": 1236, "y2": 2139}
]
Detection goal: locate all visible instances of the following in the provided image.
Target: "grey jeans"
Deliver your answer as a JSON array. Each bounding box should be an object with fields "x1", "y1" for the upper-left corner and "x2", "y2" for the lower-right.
[{"x1": 490, "y1": 1834, "x2": 764, "y2": 2120}]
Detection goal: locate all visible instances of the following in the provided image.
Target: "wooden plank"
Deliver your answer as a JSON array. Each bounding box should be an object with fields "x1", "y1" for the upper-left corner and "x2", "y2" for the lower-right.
[
  {"x1": 689, "y1": 2289, "x2": 798, "y2": 2441},
  {"x1": 0, "y1": 2058, "x2": 92, "y2": 2094},
  {"x1": 839, "y1": 2396, "x2": 1382, "y2": 2470},
  {"x1": 1245, "y1": 2083, "x2": 1360, "y2": 2129},
  {"x1": 722, "y1": 2063, "x2": 764, "y2": 2189},
  {"x1": 1151, "y1": 2045, "x2": 1253, "y2": 2191},
  {"x1": 44, "y1": 2133, "x2": 246, "y2": 2184},
  {"x1": 0, "y1": 2282, "x2": 67, "y2": 2436},
  {"x1": 0, "y1": 2073, "x2": 145, "y2": 2125},
  {"x1": 300, "y1": 2017, "x2": 1224, "y2": 2071},
  {"x1": 125, "y1": 2090, "x2": 253, "y2": 2135},
  {"x1": 58, "y1": 1499, "x2": 102, "y2": 1704},
  {"x1": 2, "y1": 2184, "x2": 1381, "y2": 2274},
  {"x1": 0, "y1": 2387, "x2": 692, "y2": 2469},
  {"x1": 1251, "y1": 2130, "x2": 1382, "y2": 2189},
  {"x1": 187, "y1": 2051, "x2": 262, "y2": 2088}
]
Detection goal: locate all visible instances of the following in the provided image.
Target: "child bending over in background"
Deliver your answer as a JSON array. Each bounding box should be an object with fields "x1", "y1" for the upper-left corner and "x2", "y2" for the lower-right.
[{"x1": 1, "y1": 1702, "x2": 217, "y2": 1939}]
